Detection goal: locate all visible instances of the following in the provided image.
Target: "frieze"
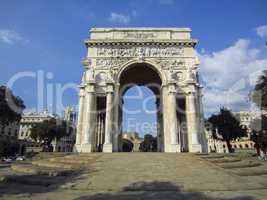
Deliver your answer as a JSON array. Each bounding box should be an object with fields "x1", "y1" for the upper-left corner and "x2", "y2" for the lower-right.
[
  {"x1": 95, "y1": 58, "x2": 131, "y2": 68},
  {"x1": 96, "y1": 46, "x2": 184, "y2": 58},
  {"x1": 154, "y1": 59, "x2": 185, "y2": 69}
]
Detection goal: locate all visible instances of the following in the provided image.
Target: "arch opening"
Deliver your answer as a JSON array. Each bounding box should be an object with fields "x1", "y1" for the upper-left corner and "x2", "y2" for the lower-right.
[{"x1": 118, "y1": 63, "x2": 163, "y2": 152}]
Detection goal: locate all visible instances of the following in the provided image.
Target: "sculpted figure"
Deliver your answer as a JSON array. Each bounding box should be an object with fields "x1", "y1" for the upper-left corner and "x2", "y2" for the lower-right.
[
  {"x1": 87, "y1": 67, "x2": 95, "y2": 81},
  {"x1": 168, "y1": 66, "x2": 175, "y2": 81}
]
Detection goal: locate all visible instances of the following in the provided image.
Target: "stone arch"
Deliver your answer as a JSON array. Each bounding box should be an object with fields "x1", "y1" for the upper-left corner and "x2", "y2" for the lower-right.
[
  {"x1": 117, "y1": 62, "x2": 163, "y2": 152},
  {"x1": 117, "y1": 59, "x2": 167, "y2": 85}
]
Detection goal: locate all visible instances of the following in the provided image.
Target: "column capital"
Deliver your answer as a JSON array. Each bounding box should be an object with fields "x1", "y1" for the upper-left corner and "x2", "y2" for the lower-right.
[
  {"x1": 106, "y1": 82, "x2": 114, "y2": 94},
  {"x1": 79, "y1": 89, "x2": 86, "y2": 97},
  {"x1": 85, "y1": 84, "x2": 95, "y2": 93},
  {"x1": 168, "y1": 82, "x2": 177, "y2": 94}
]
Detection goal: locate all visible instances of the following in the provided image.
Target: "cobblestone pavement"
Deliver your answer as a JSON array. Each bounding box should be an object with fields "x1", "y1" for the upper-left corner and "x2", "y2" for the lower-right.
[{"x1": 1, "y1": 153, "x2": 267, "y2": 200}]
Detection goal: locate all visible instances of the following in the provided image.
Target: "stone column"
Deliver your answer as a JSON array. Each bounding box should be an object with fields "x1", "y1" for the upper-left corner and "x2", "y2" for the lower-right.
[
  {"x1": 168, "y1": 83, "x2": 180, "y2": 152},
  {"x1": 103, "y1": 83, "x2": 114, "y2": 152},
  {"x1": 198, "y1": 86, "x2": 208, "y2": 153},
  {"x1": 186, "y1": 90, "x2": 201, "y2": 152},
  {"x1": 81, "y1": 82, "x2": 95, "y2": 153},
  {"x1": 162, "y1": 85, "x2": 169, "y2": 152},
  {"x1": 112, "y1": 83, "x2": 120, "y2": 152},
  {"x1": 156, "y1": 108, "x2": 161, "y2": 152},
  {"x1": 156, "y1": 97, "x2": 163, "y2": 152},
  {"x1": 74, "y1": 86, "x2": 85, "y2": 152}
]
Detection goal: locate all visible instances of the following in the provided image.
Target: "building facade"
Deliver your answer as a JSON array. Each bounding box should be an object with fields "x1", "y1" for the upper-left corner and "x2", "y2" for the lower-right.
[
  {"x1": 18, "y1": 108, "x2": 76, "y2": 154},
  {"x1": 52, "y1": 107, "x2": 76, "y2": 152},
  {"x1": 0, "y1": 122, "x2": 20, "y2": 156},
  {"x1": 75, "y1": 28, "x2": 207, "y2": 153},
  {"x1": 205, "y1": 111, "x2": 257, "y2": 153}
]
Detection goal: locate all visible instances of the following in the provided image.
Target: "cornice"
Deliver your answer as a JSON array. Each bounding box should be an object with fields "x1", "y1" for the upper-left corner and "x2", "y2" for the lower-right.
[{"x1": 85, "y1": 39, "x2": 197, "y2": 48}]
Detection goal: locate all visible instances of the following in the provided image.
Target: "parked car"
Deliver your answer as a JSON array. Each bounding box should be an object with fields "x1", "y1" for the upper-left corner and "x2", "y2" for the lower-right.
[
  {"x1": 3, "y1": 157, "x2": 13, "y2": 162},
  {"x1": 16, "y1": 156, "x2": 25, "y2": 161}
]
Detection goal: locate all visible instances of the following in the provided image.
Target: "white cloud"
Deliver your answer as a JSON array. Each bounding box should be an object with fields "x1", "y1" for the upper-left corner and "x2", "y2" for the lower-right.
[
  {"x1": 0, "y1": 29, "x2": 24, "y2": 44},
  {"x1": 109, "y1": 12, "x2": 130, "y2": 24},
  {"x1": 256, "y1": 25, "x2": 267, "y2": 38},
  {"x1": 199, "y1": 39, "x2": 267, "y2": 116}
]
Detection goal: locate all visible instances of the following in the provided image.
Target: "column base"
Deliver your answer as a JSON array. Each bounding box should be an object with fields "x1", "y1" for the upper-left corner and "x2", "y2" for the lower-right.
[
  {"x1": 103, "y1": 144, "x2": 113, "y2": 152},
  {"x1": 190, "y1": 144, "x2": 202, "y2": 153},
  {"x1": 73, "y1": 144, "x2": 82, "y2": 153},
  {"x1": 80, "y1": 144, "x2": 93, "y2": 153},
  {"x1": 164, "y1": 144, "x2": 181, "y2": 153}
]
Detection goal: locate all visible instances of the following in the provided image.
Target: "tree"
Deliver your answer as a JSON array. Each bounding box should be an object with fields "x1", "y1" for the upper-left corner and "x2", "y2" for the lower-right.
[
  {"x1": 0, "y1": 86, "x2": 25, "y2": 126},
  {"x1": 30, "y1": 119, "x2": 69, "y2": 152},
  {"x1": 140, "y1": 134, "x2": 157, "y2": 152},
  {"x1": 251, "y1": 70, "x2": 267, "y2": 111},
  {"x1": 250, "y1": 115, "x2": 267, "y2": 156},
  {"x1": 208, "y1": 108, "x2": 247, "y2": 153},
  {"x1": 122, "y1": 139, "x2": 134, "y2": 152},
  {"x1": 0, "y1": 140, "x2": 20, "y2": 157}
]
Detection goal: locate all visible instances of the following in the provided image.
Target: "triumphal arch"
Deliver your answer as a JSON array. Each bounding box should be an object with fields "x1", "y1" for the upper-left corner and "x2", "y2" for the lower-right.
[{"x1": 75, "y1": 28, "x2": 207, "y2": 153}]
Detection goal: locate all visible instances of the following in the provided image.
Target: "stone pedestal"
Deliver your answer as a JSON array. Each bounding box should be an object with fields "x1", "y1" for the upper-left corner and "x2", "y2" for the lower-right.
[
  {"x1": 81, "y1": 144, "x2": 93, "y2": 153},
  {"x1": 191, "y1": 144, "x2": 202, "y2": 153},
  {"x1": 165, "y1": 144, "x2": 181, "y2": 153},
  {"x1": 73, "y1": 144, "x2": 82, "y2": 153},
  {"x1": 103, "y1": 144, "x2": 113, "y2": 153}
]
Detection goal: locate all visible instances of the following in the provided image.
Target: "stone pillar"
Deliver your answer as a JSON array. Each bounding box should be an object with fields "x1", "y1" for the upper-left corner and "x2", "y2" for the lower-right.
[
  {"x1": 118, "y1": 99, "x2": 123, "y2": 152},
  {"x1": 198, "y1": 86, "x2": 208, "y2": 153},
  {"x1": 81, "y1": 82, "x2": 95, "y2": 153},
  {"x1": 162, "y1": 83, "x2": 180, "y2": 153},
  {"x1": 168, "y1": 83, "x2": 180, "y2": 152},
  {"x1": 74, "y1": 86, "x2": 85, "y2": 152},
  {"x1": 103, "y1": 83, "x2": 114, "y2": 152},
  {"x1": 162, "y1": 85, "x2": 169, "y2": 152},
  {"x1": 186, "y1": 91, "x2": 201, "y2": 152},
  {"x1": 112, "y1": 84, "x2": 120, "y2": 152}
]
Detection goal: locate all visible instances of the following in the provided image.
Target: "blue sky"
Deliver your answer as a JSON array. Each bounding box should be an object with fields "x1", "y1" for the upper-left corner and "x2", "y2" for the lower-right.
[{"x1": 0, "y1": 0, "x2": 267, "y2": 135}]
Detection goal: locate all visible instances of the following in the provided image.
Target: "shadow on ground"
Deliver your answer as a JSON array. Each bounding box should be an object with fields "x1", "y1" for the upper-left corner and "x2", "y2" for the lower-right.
[
  {"x1": 0, "y1": 171, "x2": 85, "y2": 197},
  {"x1": 75, "y1": 181, "x2": 255, "y2": 200}
]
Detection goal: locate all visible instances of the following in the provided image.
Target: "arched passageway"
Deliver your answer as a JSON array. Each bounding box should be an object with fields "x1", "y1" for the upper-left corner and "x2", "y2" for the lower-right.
[{"x1": 118, "y1": 63, "x2": 163, "y2": 152}]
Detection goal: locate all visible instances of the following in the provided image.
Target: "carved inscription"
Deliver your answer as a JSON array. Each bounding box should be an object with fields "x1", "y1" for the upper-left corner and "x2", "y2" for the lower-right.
[
  {"x1": 95, "y1": 58, "x2": 130, "y2": 68},
  {"x1": 123, "y1": 32, "x2": 156, "y2": 39},
  {"x1": 96, "y1": 47, "x2": 184, "y2": 57}
]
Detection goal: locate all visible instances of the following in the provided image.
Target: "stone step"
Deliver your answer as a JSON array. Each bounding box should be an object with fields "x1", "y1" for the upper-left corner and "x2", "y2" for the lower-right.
[
  {"x1": 209, "y1": 157, "x2": 242, "y2": 163},
  {"x1": 11, "y1": 163, "x2": 74, "y2": 176},
  {"x1": 230, "y1": 168, "x2": 267, "y2": 176},
  {"x1": 64, "y1": 154, "x2": 100, "y2": 160},
  {"x1": 32, "y1": 160, "x2": 78, "y2": 170},
  {"x1": 48, "y1": 158, "x2": 94, "y2": 164},
  {"x1": 218, "y1": 162, "x2": 262, "y2": 169}
]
